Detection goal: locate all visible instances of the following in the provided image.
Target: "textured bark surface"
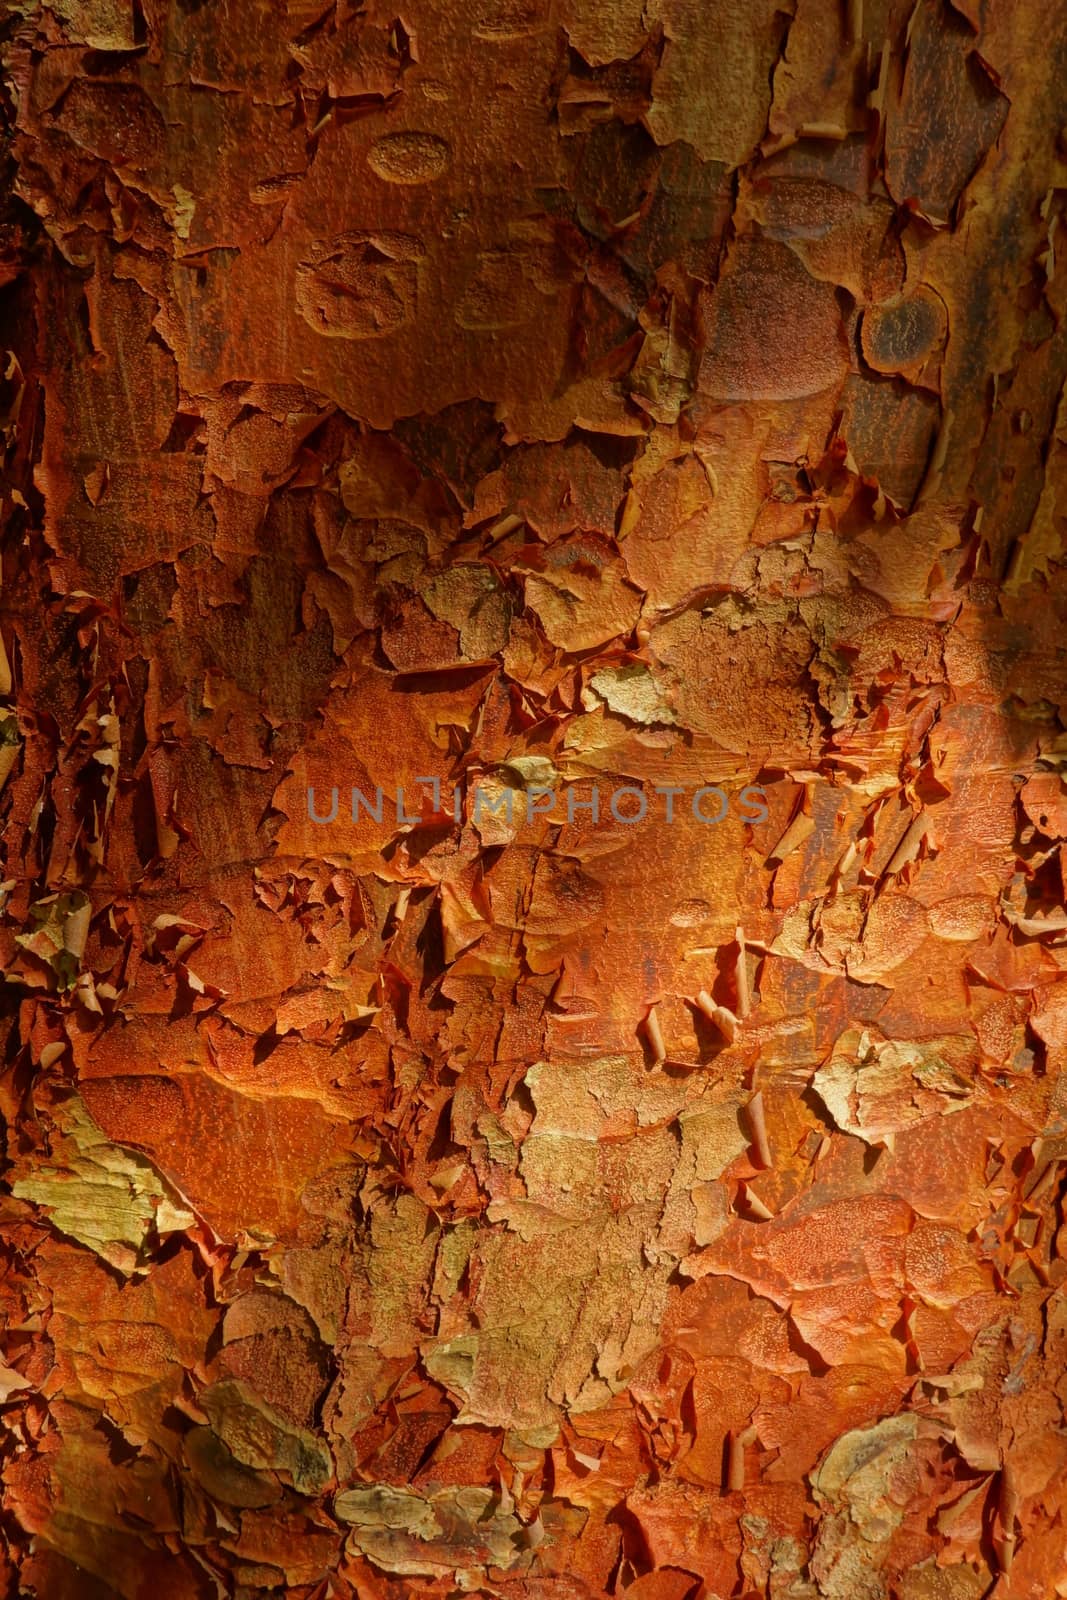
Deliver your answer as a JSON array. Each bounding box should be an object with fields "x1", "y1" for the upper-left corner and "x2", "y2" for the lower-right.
[{"x1": 2, "y1": 0, "x2": 1067, "y2": 1596}]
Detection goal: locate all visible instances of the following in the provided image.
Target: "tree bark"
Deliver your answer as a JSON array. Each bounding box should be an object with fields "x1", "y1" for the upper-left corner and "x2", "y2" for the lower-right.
[{"x1": 2, "y1": 0, "x2": 1067, "y2": 1595}]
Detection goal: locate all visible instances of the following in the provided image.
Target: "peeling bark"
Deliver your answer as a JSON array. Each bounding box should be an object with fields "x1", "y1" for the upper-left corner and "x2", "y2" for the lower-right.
[{"x1": 2, "y1": 0, "x2": 1067, "y2": 1596}]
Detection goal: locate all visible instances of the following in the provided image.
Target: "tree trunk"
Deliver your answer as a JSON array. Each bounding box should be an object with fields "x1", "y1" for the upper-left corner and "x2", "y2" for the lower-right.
[{"x1": 2, "y1": 0, "x2": 1067, "y2": 1595}]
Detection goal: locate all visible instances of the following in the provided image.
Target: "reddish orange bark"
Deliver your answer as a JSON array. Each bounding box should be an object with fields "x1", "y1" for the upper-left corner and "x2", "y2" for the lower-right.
[{"x1": 2, "y1": 0, "x2": 1067, "y2": 1596}]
